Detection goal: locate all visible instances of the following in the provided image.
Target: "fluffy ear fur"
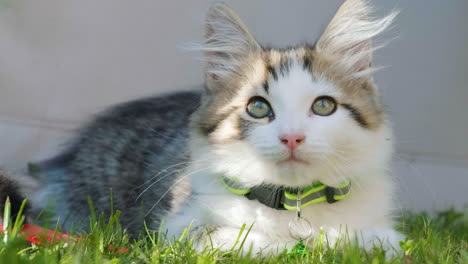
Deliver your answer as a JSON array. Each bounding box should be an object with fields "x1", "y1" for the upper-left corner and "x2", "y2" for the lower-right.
[
  {"x1": 203, "y1": 3, "x2": 260, "y2": 88},
  {"x1": 316, "y1": 0, "x2": 397, "y2": 77}
]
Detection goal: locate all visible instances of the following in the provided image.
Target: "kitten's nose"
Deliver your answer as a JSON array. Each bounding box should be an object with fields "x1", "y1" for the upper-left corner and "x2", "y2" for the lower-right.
[{"x1": 280, "y1": 134, "x2": 305, "y2": 151}]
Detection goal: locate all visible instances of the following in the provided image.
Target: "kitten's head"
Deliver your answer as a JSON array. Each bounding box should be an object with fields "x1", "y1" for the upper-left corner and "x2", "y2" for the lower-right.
[{"x1": 191, "y1": 0, "x2": 397, "y2": 187}]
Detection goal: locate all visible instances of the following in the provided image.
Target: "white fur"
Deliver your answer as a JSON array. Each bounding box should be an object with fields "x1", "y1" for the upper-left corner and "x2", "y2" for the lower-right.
[{"x1": 163, "y1": 0, "x2": 403, "y2": 256}]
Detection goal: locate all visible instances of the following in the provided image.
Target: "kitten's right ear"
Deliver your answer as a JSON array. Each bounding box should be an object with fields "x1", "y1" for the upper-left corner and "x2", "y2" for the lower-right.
[{"x1": 203, "y1": 3, "x2": 260, "y2": 89}]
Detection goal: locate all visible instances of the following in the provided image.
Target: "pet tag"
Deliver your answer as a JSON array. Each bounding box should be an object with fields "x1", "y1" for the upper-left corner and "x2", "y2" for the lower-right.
[
  {"x1": 288, "y1": 190, "x2": 312, "y2": 240},
  {"x1": 289, "y1": 216, "x2": 312, "y2": 239}
]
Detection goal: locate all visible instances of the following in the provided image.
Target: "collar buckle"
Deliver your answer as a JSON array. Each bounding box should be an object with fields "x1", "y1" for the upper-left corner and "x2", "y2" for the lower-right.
[{"x1": 245, "y1": 185, "x2": 286, "y2": 210}]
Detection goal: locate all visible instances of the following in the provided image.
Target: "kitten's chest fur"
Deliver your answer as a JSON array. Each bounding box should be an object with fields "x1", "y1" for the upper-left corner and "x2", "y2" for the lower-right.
[{"x1": 165, "y1": 160, "x2": 394, "y2": 242}]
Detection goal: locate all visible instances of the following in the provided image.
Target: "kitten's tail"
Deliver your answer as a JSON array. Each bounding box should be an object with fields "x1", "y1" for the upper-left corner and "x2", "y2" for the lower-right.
[
  {"x1": 0, "y1": 146, "x2": 76, "y2": 225},
  {"x1": 0, "y1": 169, "x2": 30, "y2": 222}
]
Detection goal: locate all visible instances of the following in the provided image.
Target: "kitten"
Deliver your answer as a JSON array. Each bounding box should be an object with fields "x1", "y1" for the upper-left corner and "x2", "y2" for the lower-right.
[{"x1": 9, "y1": 0, "x2": 403, "y2": 255}]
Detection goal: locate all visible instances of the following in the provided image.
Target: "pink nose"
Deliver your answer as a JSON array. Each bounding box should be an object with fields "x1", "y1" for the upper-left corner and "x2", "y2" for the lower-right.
[{"x1": 280, "y1": 134, "x2": 305, "y2": 150}]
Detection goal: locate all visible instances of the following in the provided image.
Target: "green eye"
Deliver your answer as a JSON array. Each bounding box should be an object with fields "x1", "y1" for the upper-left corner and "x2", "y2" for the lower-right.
[
  {"x1": 312, "y1": 96, "x2": 337, "y2": 116},
  {"x1": 246, "y1": 96, "x2": 273, "y2": 119}
]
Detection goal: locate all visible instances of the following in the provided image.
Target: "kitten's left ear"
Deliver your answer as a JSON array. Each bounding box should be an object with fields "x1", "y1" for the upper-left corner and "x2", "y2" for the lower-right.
[
  {"x1": 203, "y1": 3, "x2": 260, "y2": 87},
  {"x1": 316, "y1": 0, "x2": 397, "y2": 76}
]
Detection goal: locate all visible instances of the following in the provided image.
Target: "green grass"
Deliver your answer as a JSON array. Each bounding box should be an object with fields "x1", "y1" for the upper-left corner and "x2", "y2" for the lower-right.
[{"x1": 1, "y1": 198, "x2": 467, "y2": 264}]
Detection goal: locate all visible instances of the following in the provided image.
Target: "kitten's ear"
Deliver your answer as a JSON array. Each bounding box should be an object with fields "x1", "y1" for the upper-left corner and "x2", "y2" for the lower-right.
[
  {"x1": 203, "y1": 3, "x2": 260, "y2": 87},
  {"x1": 316, "y1": 0, "x2": 397, "y2": 77}
]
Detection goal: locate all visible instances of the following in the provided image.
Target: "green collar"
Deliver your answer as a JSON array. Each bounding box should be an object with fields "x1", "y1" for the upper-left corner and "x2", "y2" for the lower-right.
[{"x1": 221, "y1": 176, "x2": 351, "y2": 210}]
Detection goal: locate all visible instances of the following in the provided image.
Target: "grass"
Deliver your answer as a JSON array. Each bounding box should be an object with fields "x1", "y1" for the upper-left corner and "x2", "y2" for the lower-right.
[{"x1": 0, "y1": 198, "x2": 467, "y2": 264}]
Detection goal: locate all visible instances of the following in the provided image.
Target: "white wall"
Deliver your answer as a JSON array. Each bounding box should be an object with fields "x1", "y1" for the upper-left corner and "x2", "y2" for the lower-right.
[{"x1": 0, "y1": 0, "x2": 467, "y2": 212}]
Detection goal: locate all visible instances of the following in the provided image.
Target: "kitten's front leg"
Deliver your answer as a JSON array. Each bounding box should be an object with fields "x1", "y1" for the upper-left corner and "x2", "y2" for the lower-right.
[
  {"x1": 357, "y1": 228, "x2": 404, "y2": 256},
  {"x1": 192, "y1": 226, "x2": 296, "y2": 255},
  {"x1": 309, "y1": 226, "x2": 403, "y2": 256}
]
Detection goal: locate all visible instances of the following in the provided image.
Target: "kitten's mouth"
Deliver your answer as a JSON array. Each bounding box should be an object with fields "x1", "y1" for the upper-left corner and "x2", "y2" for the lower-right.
[{"x1": 277, "y1": 154, "x2": 310, "y2": 165}]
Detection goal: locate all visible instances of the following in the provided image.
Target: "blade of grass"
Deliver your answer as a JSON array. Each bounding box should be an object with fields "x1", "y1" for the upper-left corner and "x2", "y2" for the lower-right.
[
  {"x1": 11, "y1": 200, "x2": 28, "y2": 238},
  {"x1": 2, "y1": 197, "x2": 11, "y2": 243}
]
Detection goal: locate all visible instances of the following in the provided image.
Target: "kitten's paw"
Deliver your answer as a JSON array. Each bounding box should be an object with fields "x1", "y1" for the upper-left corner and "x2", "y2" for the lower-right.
[
  {"x1": 190, "y1": 225, "x2": 219, "y2": 252},
  {"x1": 192, "y1": 225, "x2": 294, "y2": 256},
  {"x1": 358, "y1": 228, "x2": 405, "y2": 257}
]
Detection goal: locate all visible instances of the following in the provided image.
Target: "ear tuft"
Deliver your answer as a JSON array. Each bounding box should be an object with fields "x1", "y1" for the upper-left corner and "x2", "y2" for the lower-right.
[
  {"x1": 316, "y1": 0, "x2": 397, "y2": 77},
  {"x1": 201, "y1": 3, "x2": 260, "y2": 82}
]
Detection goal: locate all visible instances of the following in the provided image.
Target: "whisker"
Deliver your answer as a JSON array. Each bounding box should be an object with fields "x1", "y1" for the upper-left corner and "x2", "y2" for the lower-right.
[
  {"x1": 136, "y1": 167, "x2": 184, "y2": 201},
  {"x1": 144, "y1": 166, "x2": 216, "y2": 217},
  {"x1": 135, "y1": 161, "x2": 192, "y2": 189},
  {"x1": 135, "y1": 159, "x2": 217, "y2": 201}
]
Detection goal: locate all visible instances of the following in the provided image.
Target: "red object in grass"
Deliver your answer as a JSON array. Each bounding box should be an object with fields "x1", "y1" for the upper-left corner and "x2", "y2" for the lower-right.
[
  {"x1": 0, "y1": 224, "x2": 128, "y2": 253},
  {"x1": 0, "y1": 224, "x2": 77, "y2": 244},
  {"x1": 108, "y1": 244, "x2": 130, "y2": 253}
]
